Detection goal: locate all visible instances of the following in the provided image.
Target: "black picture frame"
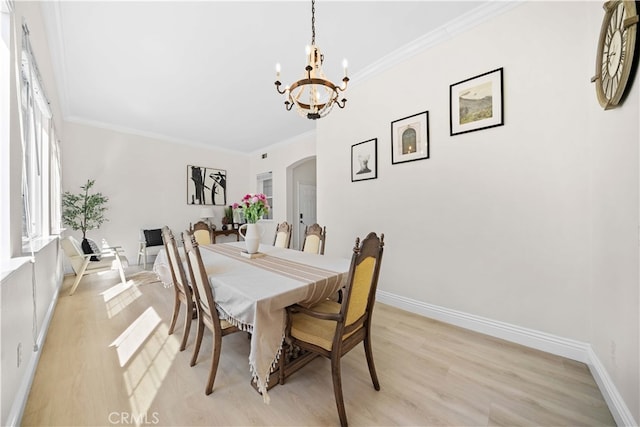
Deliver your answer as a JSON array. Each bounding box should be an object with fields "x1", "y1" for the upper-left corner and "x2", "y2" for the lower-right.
[
  {"x1": 351, "y1": 138, "x2": 378, "y2": 182},
  {"x1": 187, "y1": 165, "x2": 227, "y2": 205},
  {"x1": 450, "y1": 67, "x2": 504, "y2": 136},
  {"x1": 391, "y1": 111, "x2": 429, "y2": 165}
]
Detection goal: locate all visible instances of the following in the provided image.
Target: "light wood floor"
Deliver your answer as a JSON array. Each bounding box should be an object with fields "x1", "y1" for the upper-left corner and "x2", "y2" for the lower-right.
[{"x1": 22, "y1": 268, "x2": 615, "y2": 426}]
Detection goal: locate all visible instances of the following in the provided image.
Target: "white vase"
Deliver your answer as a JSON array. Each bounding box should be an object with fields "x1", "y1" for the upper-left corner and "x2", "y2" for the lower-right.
[{"x1": 239, "y1": 223, "x2": 263, "y2": 254}]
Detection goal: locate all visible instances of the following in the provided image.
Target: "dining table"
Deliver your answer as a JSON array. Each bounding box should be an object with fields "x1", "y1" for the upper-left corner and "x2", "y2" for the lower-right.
[{"x1": 153, "y1": 241, "x2": 350, "y2": 402}]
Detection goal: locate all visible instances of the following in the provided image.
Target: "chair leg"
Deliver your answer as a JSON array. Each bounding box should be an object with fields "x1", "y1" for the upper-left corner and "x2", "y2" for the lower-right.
[
  {"x1": 142, "y1": 247, "x2": 147, "y2": 269},
  {"x1": 331, "y1": 354, "x2": 348, "y2": 427},
  {"x1": 168, "y1": 294, "x2": 181, "y2": 335},
  {"x1": 114, "y1": 254, "x2": 127, "y2": 284},
  {"x1": 137, "y1": 243, "x2": 145, "y2": 267},
  {"x1": 180, "y1": 301, "x2": 192, "y2": 351},
  {"x1": 191, "y1": 315, "x2": 205, "y2": 367},
  {"x1": 205, "y1": 333, "x2": 223, "y2": 395},
  {"x1": 364, "y1": 332, "x2": 380, "y2": 390},
  {"x1": 69, "y1": 258, "x2": 90, "y2": 296}
]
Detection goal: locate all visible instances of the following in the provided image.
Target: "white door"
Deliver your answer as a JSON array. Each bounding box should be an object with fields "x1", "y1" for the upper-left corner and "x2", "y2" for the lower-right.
[{"x1": 296, "y1": 183, "x2": 317, "y2": 249}]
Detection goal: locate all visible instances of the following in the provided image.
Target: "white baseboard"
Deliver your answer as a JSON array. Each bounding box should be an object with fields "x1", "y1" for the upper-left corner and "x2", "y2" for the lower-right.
[
  {"x1": 587, "y1": 346, "x2": 638, "y2": 427},
  {"x1": 5, "y1": 274, "x2": 63, "y2": 427},
  {"x1": 376, "y1": 290, "x2": 637, "y2": 426}
]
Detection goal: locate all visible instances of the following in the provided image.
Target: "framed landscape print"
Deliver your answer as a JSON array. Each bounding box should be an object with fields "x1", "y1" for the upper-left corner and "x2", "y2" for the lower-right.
[
  {"x1": 391, "y1": 111, "x2": 429, "y2": 165},
  {"x1": 187, "y1": 165, "x2": 227, "y2": 205},
  {"x1": 450, "y1": 67, "x2": 504, "y2": 136},
  {"x1": 351, "y1": 138, "x2": 377, "y2": 182}
]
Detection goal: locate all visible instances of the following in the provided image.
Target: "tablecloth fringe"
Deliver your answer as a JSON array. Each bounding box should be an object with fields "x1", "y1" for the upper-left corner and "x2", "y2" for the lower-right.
[
  {"x1": 249, "y1": 332, "x2": 285, "y2": 404},
  {"x1": 216, "y1": 305, "x2": 254, "y2": 333}
]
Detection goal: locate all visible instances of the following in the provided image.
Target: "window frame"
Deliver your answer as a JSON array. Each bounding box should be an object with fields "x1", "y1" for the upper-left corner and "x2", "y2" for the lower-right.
[{"x1": 257, "y1": 171, "x2": 273, "y2": 220}]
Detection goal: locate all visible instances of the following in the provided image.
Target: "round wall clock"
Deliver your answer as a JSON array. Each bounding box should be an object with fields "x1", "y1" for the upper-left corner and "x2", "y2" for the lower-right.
[{"x1": 592, "y1": 0, "x2": 639, "y2": 109}]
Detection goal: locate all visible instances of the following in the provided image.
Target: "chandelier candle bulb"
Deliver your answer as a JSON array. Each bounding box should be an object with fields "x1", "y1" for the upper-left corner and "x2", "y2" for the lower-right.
[
  {"x1": 343, "y1": 59, "x2": 348, "y2": 77},
  {"x1": 275, "y1": 63, "x2": 281, "y2": 79}
]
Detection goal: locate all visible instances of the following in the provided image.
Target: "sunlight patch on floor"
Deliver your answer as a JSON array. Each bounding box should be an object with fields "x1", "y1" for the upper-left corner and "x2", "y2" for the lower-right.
[
  {"x1": 123, "y1": 322, "x2": 180, "y2": 423},
  {"x1": 101, "y1": 281, "x2": 142, "y2": 318},
  {"x1": 110, "y1": 307, "x2": 161, "y2": 367}
]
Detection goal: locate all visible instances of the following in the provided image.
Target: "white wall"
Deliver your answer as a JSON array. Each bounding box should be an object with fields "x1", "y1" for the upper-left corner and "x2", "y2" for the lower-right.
[
  {"x1": 586, "y1": 1, "x2": 640, "y2": 421},
  {"x1": 248, "y1": 131, "x2": 316, "y2": 244},
  {"x1": 317, "y1": 1, "x2": 638, "y2": 423},
  {"x1": 61, "y1": 122, "x2": 250, "y2": 258},
  {"x1": 2, "y1": 2, "x2": 65, "y2": 425}
]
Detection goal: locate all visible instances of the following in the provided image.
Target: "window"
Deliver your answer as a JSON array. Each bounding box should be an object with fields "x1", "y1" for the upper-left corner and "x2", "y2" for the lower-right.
[
  {"x1": 19, "y1": 19, "x2": 58, "y2": 243},
  {"x1": 49, "y1": 128, "x2": 61, "y2": 235},
  {"x1": 0, "y1": 2, "x2": 11, "y2": 258},
  {"x1": 257, "y1": 172, "x2": 273, "y2": 220}
]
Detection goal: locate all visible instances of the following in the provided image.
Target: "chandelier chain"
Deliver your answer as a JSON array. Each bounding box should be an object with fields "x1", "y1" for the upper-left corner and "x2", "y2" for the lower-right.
[{"x1": 311, "y1": 0, "x2": 316, "y2": 45}]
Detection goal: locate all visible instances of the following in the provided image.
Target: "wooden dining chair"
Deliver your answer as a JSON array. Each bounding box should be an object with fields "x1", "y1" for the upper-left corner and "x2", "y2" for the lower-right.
[
  {"x1": 189, "y1": 220, "x2": 214, "y2": 245},
  {"x1": 283, "y1": 232, "x2": 385, "y2": 427},
  {"x1": 182, "y1": 230, "x2": 242, "y2": 395},
  {"x1": 161, "y1": 226, "x2": 195, "y2": 351},
  {"x1": 273, "y1": 221, "x2": 293, "y2": 248},
  {"x1": 300, "y1": 223, "x2": 326, "y2": 254}
]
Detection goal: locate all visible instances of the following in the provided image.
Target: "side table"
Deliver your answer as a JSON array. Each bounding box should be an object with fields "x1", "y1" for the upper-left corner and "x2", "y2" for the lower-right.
[{"x1": 212, "y1": 228, "x2": 240, "y2": 243}]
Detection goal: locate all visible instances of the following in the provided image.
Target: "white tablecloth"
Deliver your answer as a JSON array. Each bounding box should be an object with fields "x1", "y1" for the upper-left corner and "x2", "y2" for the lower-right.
[{"x1": 153, "y1": 241, "x2": 350, "y2": 401}]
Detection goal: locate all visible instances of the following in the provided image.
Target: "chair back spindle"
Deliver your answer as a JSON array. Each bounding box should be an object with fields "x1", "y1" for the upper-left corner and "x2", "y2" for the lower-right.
[
  {"x1": 183, "y1": 231, "x2": 219, "y2": 330},
  {"x1": 161, "y1": 226, "x2": 194, "y2": 351},
  {"x1": 182, "y1": 230, "x2": 241, "y2": 395}
]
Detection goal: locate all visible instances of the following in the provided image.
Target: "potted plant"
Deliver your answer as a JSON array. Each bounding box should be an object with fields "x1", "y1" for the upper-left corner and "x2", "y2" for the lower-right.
[
  {"x1": 222, "y1": 205, "x2": 234, "y2": 230},
  {"x1": 62, "y1": 179, "x2": 109, "y2": 259}
]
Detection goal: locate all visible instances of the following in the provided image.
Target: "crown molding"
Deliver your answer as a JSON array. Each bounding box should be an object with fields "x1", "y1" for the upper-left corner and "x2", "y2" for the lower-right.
[
  {"x1": 351, "y1": 1, "x2": 523, "y2": 86},
  {"x1": 65, "y1": 116, "x2": 249, "y2": 156}
]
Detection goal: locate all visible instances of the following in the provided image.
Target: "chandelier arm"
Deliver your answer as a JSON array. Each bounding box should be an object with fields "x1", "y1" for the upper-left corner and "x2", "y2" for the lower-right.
[
  {"x1": 336, "y1": 77, "x2": 350, "y2": 92},
  {"x1": 274, "y1": 81, "x2": 288, "y2": 95}
]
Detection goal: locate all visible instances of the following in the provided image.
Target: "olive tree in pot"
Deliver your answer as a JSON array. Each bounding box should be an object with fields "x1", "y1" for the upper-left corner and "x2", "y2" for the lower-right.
[{"x1": 62, "y1": 179, "x2": 109, "y2": 260}]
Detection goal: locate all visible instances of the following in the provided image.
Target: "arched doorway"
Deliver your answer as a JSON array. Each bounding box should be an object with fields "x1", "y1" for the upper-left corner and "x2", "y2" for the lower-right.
[{"x1": 287, "y1": 156, "x2": 317, "y2": 249}]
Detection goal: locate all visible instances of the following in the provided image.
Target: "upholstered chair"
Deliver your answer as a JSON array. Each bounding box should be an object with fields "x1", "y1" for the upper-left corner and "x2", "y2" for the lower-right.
[
  {"x1": 301, "y1": 223, "x2": 326, "y2": 254},
  {"x1": 190, "y1": 221, "x2": 214, "y2": 245},
  {"x1": 283, "y1": 232, "x2": 385, "y2": 427},
  {"x1": 273, "y1": 221, "x2": 293, "y2": 248}
]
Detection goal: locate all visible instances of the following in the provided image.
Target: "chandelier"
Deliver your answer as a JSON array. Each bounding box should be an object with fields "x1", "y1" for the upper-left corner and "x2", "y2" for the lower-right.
[{"x1": 274, "y1": 0, "x2": 349, "y2": 120}]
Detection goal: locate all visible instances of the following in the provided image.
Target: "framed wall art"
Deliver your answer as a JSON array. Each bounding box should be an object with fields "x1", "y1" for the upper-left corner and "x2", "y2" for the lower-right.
[
  {"x1": 187, "y1": 165, "x2": 227, "y2": 205},
  {"x1": 450, "y1": 67, "x2": 504, "y2": 136},
  {"x1": 391, "y1": 111, "x2": 429, "y2": 165},
  {"x1": 351, "y1": 138, "x2": 377, "y2": 182}
]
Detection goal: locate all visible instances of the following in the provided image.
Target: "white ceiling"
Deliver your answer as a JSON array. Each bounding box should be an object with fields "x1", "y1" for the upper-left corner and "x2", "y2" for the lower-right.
[{"x1": 40, "y1": 1, "x2": 491, "y2": 153}]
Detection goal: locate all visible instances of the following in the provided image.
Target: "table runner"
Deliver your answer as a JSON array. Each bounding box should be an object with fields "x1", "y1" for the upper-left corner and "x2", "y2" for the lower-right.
[{"x1": 198, "y1": 242, "x2": 349, "y2": 402}]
